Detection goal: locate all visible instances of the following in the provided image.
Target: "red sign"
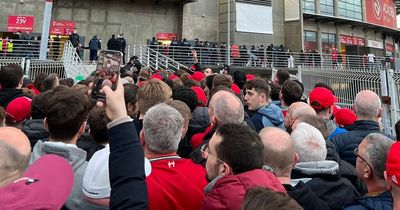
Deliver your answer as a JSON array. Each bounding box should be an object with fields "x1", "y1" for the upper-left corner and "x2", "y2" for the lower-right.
[
  {"x1": 7, "y1": 16, "x2": 34, "y2": 32},
  {"x1": 386, "y1": 43, "x2": 394, "y2": 52},
  {"x1": 156, "y1": 32, "x2": 177, "y2": 40},
  {"x1": 366, "y1": 0, "x2": 397, "y2": 29},
  {"x1": 50, "y1": 20, "x2": 76, "y2": 36},
  {"x1": 340, "y1": 35, "x2": 365, "y2": 46}
]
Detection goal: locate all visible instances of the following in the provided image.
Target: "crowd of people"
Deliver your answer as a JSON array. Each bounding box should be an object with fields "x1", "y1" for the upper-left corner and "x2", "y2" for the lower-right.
[{"x1": 0, "y1": 57, "x2": 400, "y2": 210}]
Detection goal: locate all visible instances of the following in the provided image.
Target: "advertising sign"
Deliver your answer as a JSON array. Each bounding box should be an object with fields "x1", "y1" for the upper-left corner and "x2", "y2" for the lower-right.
[
  {"x1": 156, "y1": 32, "x2": 177, "y2": 40},
  {"x1": 366, "y1": 0, "x2": 397, "y2": 28},
  {"x1": 386, "y1": 43, "x2": 394, "y2": 52},
  {"x1": 367, "y1": 40, "x2": 384, "y2": 49},
  {"x1": 7, "y1": 16, "x2": 35, "y2": 32},
  {"x1": 50, "y1": 20, "x2": 76, "y2": 35},
  {"x1": 340, "y1": 35, "x2": 365, "y2": 46}
]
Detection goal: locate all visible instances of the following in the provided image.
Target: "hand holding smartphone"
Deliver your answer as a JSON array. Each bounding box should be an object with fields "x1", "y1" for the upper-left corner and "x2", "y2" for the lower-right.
[{"x1": 91, "y1": 50, "x2": 123, "y2": 101}]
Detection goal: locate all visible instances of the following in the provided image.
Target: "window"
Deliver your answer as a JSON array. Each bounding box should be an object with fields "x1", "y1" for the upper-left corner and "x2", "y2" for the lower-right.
[
  {"x1": 321, "y1": 33, "x2": 336, "y2": 53},
  {"x1": 338, "y1": 0, "x2": 362, "y2": 20},
  {"x1": 304, "y1": 31, "x2": 317, "y2": 50},
  {"x1": 320, "y1": 0, "x2": 334, "y2": 16},
  {"x1": 303, "y1": 0, "x2": 316, "y2": 13},
  {"x1": 236, "y1": 0, "x2": 272, "y2": 6}
]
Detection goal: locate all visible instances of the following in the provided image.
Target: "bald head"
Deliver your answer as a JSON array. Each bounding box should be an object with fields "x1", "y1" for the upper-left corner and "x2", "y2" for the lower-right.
[
  {"x1": 285, "y1": 102, "x2": 316, "y2": 129},
  {"x1": 354, "y1": 90, "x2": 382, "y2": 121},
  {"x1": 209, "y1": 90, "x2": 244, "y2": 126},
  {"x1": 259, "y1": 127, "x2": 295, "y2": 177},
  {"x1": 0, "y1": 127, "x2": 31, "y2": 158},
  {"x1": 0, "y1": 127, "x2": 31, "y2": 187}
]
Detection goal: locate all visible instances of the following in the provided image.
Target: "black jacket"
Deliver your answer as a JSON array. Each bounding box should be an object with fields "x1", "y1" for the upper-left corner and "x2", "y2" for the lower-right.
[
  {"x1": 326, "y1": 141, "x2": 358, "y2": 184},
  {"x1": 69, "y1": 33, "x2": 80, "y2": 47},
  {"x1": 292, "y1": 161, "x2": 360, "y2": 210},
  {"x1": 331, "y1": 120, "x2": 382, "y2": 166},
  {"x1": 344, "y1": 191, "x2": 392, "y2": 210},
  {"x1": 117, "y1": 38, "x2": 126, "y2": 51},
  {"x1": 283, "y1": 181, "x2": 330, "y2": 210},
  {"x1": 107, "y1": 38, "x2": 120, "y2": 51},
  {"x1": 0, "y1": 88, "x2": 24, "y2": 108},
  {"x1": 22, "y1": 119, "x2": 48, "y2": 148},
  {"x1": 108, "y1": 120, "x2": 147, "y2": 210}
]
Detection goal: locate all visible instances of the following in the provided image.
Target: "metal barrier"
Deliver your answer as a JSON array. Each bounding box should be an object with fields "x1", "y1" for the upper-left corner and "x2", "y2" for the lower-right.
[
  {"x1": 146, "y1": 45, "x2": 389, "y2": 70},
  {"x1": 128, "y1": 44, "x2": 189, "y2": 71},
  {"x1": 26, "y1": 59, "x2": 66, "y2": 81},
  {"x1": 0, "y1": 57, "x2": 26, "y2": 71},
  {"x1": 0, "y1": 39, "x2": 65, "y2": 60},
  {"x1": 62, "y1": 41, "x2": 91, "y2": 80},
  {"x1": 296, "y1": 67, "x2": 395, "y2": 134}
]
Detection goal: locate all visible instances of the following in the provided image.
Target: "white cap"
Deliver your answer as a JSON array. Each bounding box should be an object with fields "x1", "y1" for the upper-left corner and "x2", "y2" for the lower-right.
[{"x1": 82, "y1": 145, "x2": 152, "y2": 199}]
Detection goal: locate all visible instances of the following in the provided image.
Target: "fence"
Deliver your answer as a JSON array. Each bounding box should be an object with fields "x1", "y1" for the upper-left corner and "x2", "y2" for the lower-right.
[
  {"x1": 0, "y1": 39, "x2": 65, "y2": 60},
  {"x1": 26, "y1": 59, "x2": 66, "y2": 81},
  {"x1": 296, "y1": 67, "x2": 396, "y2": 135},
  {"x1": 145, "y1": 45, "x2": 390, "y2": 70},
  {"x1": 128, "y1": 44, "x2": 188, "y2": 71}
]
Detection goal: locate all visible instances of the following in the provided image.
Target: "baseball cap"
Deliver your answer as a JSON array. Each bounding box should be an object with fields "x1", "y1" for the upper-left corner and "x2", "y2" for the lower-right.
[
  {"x1": 309, "y1": 87, "x2": 336, "y2": 110},
  {"x1": 83, "y1": 146, "x2": 152, "y2": 199},
  {"x1": 192, "y1": 71, "x2": 206, "y2": 82},
  {"x1": 231, "y1": 83, "x2": 241, "y2": 95},
  {"x1": 334, "y1": 108, "x2": 357, "y2": 127},
  {"x1": 0, "y1": 154, "x2": 74, "y2": 209},
  {"x1": 386, "y1": 142, "x2": 400, "y2": 187},
  {"x1": 6, "y1": 97, "x2": 32, "y2": 123},
  {"x1": 246, "y1": 74, "x2": 255, "y2": 81}
]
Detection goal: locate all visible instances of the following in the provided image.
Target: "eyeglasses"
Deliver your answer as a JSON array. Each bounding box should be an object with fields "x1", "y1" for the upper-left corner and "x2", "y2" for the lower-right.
[
  {"x1": 201, "y1": 143, "x2": 225, "y2": 164},
  {"x1": 354, "y1": 147, "x2": 374, "y2": 173}
]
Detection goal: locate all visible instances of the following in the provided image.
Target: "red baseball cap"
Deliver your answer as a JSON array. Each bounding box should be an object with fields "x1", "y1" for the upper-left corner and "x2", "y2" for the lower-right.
[
  {"x1": 6, "y1": 97, "x2": 32, "y2": 123},
  {"x1": 309, "y1": 87, "x2": 336, "y2": 110},
  {"x1": 0, "y1": 154, "x2": 74, "y2": 209},
  {"x1": 246, "y1": 74, "x2": 255, "y2": 81},
  {"x1": 386, "y1": 142, "x2": 400, "y2": 187},
  {"x1": 192, "y1": 72, "x2": 206, "y2": 82},
  {"x1": 334, "y1": 108, "x2": 357, "y2": 127},
  {"x1": 231, "y1": 83, "x2": 241, "y2": 95}
]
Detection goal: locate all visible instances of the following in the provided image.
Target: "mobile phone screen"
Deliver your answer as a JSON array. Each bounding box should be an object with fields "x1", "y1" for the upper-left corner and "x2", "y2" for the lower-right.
[{"x1": 91, "y1": 50, "x2": 123, "y2": 101}]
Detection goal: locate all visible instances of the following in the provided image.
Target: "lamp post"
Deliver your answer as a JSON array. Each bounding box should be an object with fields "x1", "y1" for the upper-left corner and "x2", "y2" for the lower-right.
[
  {"x1": 39, "y1": 0, "x2": 53, "y2": 60},
  {"x1": 227, "y1": 0, "x2": 231, "y2": 65}
]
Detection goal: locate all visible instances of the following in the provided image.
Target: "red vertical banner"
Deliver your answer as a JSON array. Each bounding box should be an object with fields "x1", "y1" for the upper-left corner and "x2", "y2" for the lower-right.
[
  {"x1": 7, "y1": 16, "x2": 35, "y2": 32},
  {"x1": 365, "y1": 0, "x2": 397, "y2": 28}
]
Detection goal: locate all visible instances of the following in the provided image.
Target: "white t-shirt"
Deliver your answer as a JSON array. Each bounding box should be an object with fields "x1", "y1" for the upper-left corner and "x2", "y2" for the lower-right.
[{"x1": 368, "y1": 53, "x2": 375, "y2": 62}]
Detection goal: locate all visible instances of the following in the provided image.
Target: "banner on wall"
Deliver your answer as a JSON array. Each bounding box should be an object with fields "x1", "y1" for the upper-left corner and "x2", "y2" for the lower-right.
[
  {"x1": 367, "y1": 40, "x2": 384, "y2": 49},
  {"x1": 386, "y1": 43, "x2": 394, "y2": 52},
  {"x1": 236, "y1": 2, "x2": 273, "y2": 34},
  {"x1": 7, "y1": 16, "x2": 35, "y2": 32},
  {"x1": 50, "y1": 20, "x2": 76, "y2": 36},
  {"x1": 365, "y1": 0, "x2": 397, "y2": 28},
  {"x1": 340, "y1": 35, "x2": 365, "y2": 46},
  {"x1": 156, "y1": 32, "x2": 177, "y2": 40}
]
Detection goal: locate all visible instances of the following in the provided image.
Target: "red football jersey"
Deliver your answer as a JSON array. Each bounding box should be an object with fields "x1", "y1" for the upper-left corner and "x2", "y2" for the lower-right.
[{"x1": 146, "y1": 156, "x2": 208, "y2": 210}]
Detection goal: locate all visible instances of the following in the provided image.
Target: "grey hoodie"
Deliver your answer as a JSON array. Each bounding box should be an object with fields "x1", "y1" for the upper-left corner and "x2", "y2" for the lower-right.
[
  {"x1": 30, "y1": 140, "x2": 88, "y2": 209},
  {"x1": 293, "y1": 160, "x2": 339, "y2": 179}
]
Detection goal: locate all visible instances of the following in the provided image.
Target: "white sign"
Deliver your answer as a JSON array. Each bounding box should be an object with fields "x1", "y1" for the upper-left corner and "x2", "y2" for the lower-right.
[
  {"x1": 367, "y1": 40, "x2": 384, "y2": 49},
  {"x1": 236, "y1": 3, "x2": 273, "y2": 34}
]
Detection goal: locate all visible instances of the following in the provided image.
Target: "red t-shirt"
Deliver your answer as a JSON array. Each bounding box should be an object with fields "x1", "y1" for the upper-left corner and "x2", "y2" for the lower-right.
[{"x1": 146, "y1": 155, "x2": 208, "y2": 210}]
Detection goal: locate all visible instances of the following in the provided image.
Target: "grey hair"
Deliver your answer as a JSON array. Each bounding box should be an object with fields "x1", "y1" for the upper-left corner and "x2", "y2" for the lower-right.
[
  {"x1": 210, "y1": 91, "x2": 244, "y2": 125},
  {"x1": 363, "y1": 133, "x2": 393, "y2": 180},
  {"x1": 291, "y1": 122, "x2": 327, "y2": 162},
  {"x1": 143, "y1": 103, "x2": 183, "y2": 154},
  {"x1": 0, "y1": 141, "x2": 26, "y2": 187},
  {"x1": 354, "y1": 91, "x2": 381, "y2": 120}
]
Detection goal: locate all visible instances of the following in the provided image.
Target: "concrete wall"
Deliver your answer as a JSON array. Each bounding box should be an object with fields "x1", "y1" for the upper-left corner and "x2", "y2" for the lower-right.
[
  {"x1": 52, "y1": 0, "x2": 181, "y2": 45},
  {"x1": 0, "y1": 0, "x2": 46, "y2": 33},
  {"x1": 182, "y1": 0, "x2": 219, "y2": 42},
  {"x1": 285, "y1": 20, "x2": 303, "y2": 52}
]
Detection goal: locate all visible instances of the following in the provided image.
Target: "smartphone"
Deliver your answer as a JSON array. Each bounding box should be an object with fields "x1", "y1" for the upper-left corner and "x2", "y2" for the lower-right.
[{"x1": 91, "y1": 50, "x2": 123, "y2": 101}]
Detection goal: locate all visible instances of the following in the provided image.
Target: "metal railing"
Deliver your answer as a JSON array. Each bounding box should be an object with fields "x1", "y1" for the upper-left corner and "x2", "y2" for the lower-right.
[
  {"x1": 296, "y1": 67, "x2": 395, "y2": 134},
  {"x1": 0, "y1": 57, "x2": 26, "y2": 71},
  {"x1": 26, "y1": 59, "x2": 66, "y2": 81},
  {"x1": 0, "y1": 39, "x2": 65, "y2": 60},
  {"x1": 146, "y1": 45, "x2": 390, "y2": 70},
  {"x1": 62, "y1": 41, "x2": 91, "y2": 80},
  {"x1": 128, "y1": 44, "x2": 189, "y2": 71}
]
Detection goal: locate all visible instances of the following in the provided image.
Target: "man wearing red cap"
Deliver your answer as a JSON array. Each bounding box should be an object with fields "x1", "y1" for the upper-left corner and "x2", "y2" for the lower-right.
[
  {"x1": 385, "y1": 141, "x2": 400, "y2": 209},
  {"x1": 309, "y1": 87, "x2": 347, "y2": 141}
]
